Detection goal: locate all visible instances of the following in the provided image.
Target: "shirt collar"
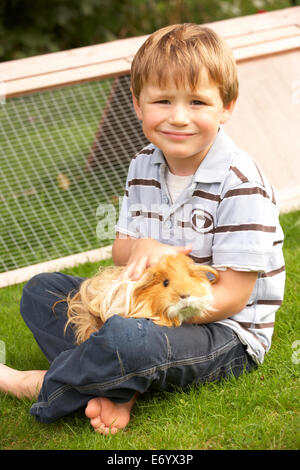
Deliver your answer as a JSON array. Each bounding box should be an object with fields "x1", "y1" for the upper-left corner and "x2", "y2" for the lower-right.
[
  {"x1": 151, "y1": 147, "x2": 166, "y2": 165},
  {"x1": 151, "y1": 127, "x2": 234, "y2": 184}
]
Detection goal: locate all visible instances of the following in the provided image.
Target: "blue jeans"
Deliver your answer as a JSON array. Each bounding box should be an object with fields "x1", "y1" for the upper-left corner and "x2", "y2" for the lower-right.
[{"x1": 20, "y1": 272, "x2": 256, "y2": 424}]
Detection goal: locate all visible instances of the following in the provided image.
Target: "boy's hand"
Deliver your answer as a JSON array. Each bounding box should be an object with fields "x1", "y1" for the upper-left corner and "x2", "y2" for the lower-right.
[{"x1": 119, "y1": 238, "x2": 192, "y2": 281}]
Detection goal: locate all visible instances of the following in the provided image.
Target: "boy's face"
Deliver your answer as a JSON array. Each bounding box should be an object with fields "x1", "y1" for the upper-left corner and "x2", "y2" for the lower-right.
[{"x1": 132, "y1": 68, "x2": 235, "y2": 175}]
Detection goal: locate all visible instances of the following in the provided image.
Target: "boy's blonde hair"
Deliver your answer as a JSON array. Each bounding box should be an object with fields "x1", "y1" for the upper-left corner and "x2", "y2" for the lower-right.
[{"x1": 131, "y1": 23, "x2": 238, "y2": 106}]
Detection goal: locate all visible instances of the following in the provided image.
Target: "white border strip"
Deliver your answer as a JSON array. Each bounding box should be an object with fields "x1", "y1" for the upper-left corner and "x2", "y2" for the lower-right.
[
  {"x1": 0, "y1": 245, "x2": 112, "y2": 288},
  {"x1": 0, "y1": 186, "x2": 299, "y2": 288}
]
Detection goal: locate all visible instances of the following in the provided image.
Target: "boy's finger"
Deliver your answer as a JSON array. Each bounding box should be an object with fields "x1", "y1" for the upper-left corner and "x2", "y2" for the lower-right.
[
  {"x1": 118, "y1": 263, "x2": 136, "y2": 280},
  {"x1": 119, "y1": 257, "x2": 148, "y2": 281},
  {"x1": 175, "y1": 244, "x2": 193, "y2": 254},
  {"x1": 130, "y1": 258, "x2": 148, "y2": 281}
]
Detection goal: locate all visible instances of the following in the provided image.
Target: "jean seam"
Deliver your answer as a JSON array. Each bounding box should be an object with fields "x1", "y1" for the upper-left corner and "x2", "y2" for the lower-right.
[
  {"x1": 31, "y1": 351, "x2": 250, "y2": 412},
  {"x1": 116, "y1": 349, "x2": 126, "y2": 377},
  {"x1": 164, "y1": 333, "x2": 172, "y2": 362},
  {"x1": 31, "y1": 351, "x2": 247, "y2": 411},
  {"x1": 36, "y1": 333, "x2": 240, "y2": 406},
  {"x1": 31, "y1": 384, "x2": 73, "y2": 410},
  {"x1": 199, "y1": 353, "x2": 250, "y2": 383},
  {"x1": 79, "y1": 333, "x2": 240, "y2": 392}
]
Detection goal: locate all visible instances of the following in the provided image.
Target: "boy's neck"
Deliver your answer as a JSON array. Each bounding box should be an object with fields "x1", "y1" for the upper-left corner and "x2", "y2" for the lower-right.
[{"x1": 164, "y1": 149, "x2": 210, "y2": 176}]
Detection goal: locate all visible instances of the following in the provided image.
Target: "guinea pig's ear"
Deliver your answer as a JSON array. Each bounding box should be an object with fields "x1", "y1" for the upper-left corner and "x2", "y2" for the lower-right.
[
  {"x1": 136, "y1": 268, "x2": 156, "y2": 288},
  {"x1": 190, "y1": 264, "x2": 220, "y2": 284}
]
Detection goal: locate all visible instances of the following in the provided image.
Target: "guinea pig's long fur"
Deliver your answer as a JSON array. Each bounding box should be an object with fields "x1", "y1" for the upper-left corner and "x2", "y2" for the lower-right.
[{"x1": 65, "y1": 253, "x2": 219, "y2": 344}]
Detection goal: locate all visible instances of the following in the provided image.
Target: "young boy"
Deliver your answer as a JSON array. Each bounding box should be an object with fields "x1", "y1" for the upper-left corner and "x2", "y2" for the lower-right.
[{"x1": 0, "y1": 24, "x2": 285, "y2": 435}]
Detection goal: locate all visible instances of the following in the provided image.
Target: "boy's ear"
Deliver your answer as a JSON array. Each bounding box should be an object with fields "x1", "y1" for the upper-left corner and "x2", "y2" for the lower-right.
[
  {"x1": 131, "y1": 88, "x2": 143, "y2": 121},
  {"x1": 220, "y1": 99, "x2": 236, "y2": 124}
]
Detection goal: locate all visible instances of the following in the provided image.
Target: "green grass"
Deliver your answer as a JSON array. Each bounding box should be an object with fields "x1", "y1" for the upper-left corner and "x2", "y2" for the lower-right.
[{"x1": 0, "y1": 211, "x2": 299, "y2": 450}]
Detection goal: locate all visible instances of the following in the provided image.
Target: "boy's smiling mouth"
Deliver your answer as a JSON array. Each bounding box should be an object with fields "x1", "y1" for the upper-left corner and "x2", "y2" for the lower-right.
[{"x1": 159, "y1": 130, "x2": 197, "y2": 140}]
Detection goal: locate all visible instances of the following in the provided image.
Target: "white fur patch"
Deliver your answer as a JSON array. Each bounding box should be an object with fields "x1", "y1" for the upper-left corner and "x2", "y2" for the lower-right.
[{"x1": 167, "y1": 290, "x2": 214, "y2": 324}]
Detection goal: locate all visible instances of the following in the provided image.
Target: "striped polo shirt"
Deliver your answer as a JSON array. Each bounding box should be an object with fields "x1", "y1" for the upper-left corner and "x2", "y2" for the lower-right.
[{"x1": 116, "y1": 127, "x2": 285, "y2": 364}]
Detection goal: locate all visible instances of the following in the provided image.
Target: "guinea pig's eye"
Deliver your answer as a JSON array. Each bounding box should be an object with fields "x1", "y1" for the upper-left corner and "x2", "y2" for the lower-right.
[{"x1": 163, "y1": 279, "x2": 169, "y2": 287}]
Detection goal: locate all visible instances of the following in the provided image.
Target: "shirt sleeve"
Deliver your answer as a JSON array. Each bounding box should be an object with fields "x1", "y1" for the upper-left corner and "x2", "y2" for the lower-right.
[
  {"x1": 115, "y1": 159, "x2": 140, "y2": 238},
  {"x1": 212, "y1": 182, "x2": 280, "y2": 272}
]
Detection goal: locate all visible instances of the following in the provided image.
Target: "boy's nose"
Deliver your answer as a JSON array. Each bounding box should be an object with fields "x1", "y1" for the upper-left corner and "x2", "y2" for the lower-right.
[{"x1": 168, "y1": 105, "x2": 190, "y2": 126}]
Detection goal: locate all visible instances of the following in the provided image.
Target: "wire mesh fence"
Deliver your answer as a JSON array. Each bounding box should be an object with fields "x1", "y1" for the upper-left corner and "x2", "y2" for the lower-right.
[{"x1": 0, "y1": 75, "x2": 148, "y2": 274}]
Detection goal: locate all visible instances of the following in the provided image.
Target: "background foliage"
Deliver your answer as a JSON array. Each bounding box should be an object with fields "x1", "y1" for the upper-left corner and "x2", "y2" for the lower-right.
[{"x1": 0, "y1": 0, "x2": 298, "y2": 61}]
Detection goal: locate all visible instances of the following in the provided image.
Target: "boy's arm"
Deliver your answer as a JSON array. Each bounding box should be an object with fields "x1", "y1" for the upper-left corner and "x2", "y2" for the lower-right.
[
  {"x1": 112, "y1": 233, "x2": 138, "y2": 267},
  {"x1": 112, "y1": 233, "x2": 192, "y2": 280},
  {"x1": 188, "y1": 268, "x2": 258, "y2": 324}
]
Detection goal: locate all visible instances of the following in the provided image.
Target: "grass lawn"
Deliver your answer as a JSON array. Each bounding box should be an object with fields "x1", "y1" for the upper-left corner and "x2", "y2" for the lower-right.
[{"x1": 0, "y1": 210, "x2": 299, "y2": 450}]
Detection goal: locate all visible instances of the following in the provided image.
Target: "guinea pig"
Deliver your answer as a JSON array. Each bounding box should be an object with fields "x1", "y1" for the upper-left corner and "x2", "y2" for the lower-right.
[{"x1": 65, "y1": 253, "x2": 219, "y2": 344}]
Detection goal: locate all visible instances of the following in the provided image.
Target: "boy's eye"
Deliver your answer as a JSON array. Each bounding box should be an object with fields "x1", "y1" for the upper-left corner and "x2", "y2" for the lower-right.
[
  {"x1": 191, "y1": 100, "x2": 205, "y2": 106},
  {"x1": 154, "y1": 100, "x2": 170, "y2": 105}
]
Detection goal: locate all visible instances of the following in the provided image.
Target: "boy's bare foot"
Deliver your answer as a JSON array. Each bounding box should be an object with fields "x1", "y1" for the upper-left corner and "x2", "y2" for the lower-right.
[
  {"x1": 0, "y1": 363, "x2": 46, "y2": 399},
  {"x1": 85, "y1": 394, "x2": 138, "y2": 435}
]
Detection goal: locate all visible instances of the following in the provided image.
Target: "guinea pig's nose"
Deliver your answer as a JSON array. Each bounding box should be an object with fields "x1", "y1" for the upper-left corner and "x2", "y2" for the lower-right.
[{"x1": 180, "y1": 294, "x2": 190, "y2": 299}]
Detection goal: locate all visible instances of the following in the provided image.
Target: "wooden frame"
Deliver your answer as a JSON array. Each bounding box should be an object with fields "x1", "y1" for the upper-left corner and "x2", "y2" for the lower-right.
[{"x1": 0, "y1": 7, "x2": 299, "y2": 98}]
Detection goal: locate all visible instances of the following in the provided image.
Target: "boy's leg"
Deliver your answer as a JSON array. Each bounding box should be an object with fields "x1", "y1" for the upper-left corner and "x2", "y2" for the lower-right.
[
  {"x1": 0, "y1": 364, "x2": 46, "y2": 399},
  {"x1": 29, "y1": 315, "x2": 256, "y2": 424},
  {"x1": 20, "y1": 272, "x2": 85, "y2": 363},
  {"x1": 0, "y1": 272, "x2": 84, "y2": 399}
]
